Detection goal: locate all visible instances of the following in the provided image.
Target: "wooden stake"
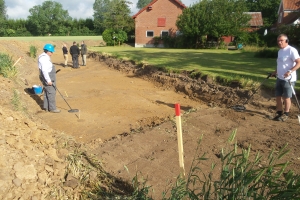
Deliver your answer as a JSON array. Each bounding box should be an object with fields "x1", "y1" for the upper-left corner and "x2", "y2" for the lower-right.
[
  {"x1": 12, "y1": 57, "x2": 22, "y2": 68},
  {"x1": 175, "y1": 103, "x2": 185, "y2": 177}
]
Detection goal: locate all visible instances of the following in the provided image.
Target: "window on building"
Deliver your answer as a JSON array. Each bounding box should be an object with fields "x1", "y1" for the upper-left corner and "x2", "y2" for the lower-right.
[
  {"x1": 158, "y1": 18, "x2": 166, "y2": 27},
  {"x1": 161, "y1": 31, "x2": 169, "y2": 38},
  {"x1": 176, "y1": 31, "x2": 182, "y2": 36},
  {"x1": 146, "y1": 31, "x2": 154, "y2": 37}
]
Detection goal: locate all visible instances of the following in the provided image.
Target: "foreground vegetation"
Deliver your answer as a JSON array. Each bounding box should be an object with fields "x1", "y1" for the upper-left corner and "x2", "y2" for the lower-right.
[{"x1": 160, "y1": 130, "x2": 300, "y2": 199}]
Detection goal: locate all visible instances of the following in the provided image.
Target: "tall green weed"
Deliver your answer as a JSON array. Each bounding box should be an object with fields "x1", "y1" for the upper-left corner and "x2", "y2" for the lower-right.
[
  {"x1": 29, "y1": 45, "x2": 37, "y2": 58},
  {"x1": 0, "y1": 53, "x2": 18, "y2": 79}
]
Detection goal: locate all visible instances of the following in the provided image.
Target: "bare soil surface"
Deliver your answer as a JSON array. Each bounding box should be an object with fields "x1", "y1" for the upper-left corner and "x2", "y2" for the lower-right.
[{"x1": 1, "y1": 40, "x2": 300, "y2": 199}]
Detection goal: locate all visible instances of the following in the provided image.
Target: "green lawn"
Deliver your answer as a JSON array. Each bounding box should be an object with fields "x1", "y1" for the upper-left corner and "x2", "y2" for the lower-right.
[
  {"x1": 0, "y1": 36, "x2": 103, "y2": 41},
  {"x1": 90, "y1": 46, "x2": 285, "y2": 89}
]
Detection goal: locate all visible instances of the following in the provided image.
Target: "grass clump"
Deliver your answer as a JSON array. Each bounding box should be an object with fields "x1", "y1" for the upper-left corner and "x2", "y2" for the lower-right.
[
  {"x1": 11, "y1": 89, "x2": 27, "y2": 113},
  {"x1": 29, "y1": 45, "x2": 37, "y2": 58},
  {"x1": 0, "y1": 53, "x2": 18, "y2": 79},
  {"x1": 48, "y1": 147, "x2": 151, "y2": 199}
]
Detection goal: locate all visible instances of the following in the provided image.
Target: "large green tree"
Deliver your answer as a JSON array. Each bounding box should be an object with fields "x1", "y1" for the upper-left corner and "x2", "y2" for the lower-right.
[
  {"x1": 137, "y1": 0, "x2": 152, "y2": 10},
  {"x1": 245, "y1": 0, "x2": 281, "y2": 27},
  {"x1": 0, "y1": 0, "x2": 6, "y2": 20},
  {"x1": 26, "y1": 1, "x2": 72, "y2": 36},
  {"x1": 93, "y1": 0, "x2": 111, "y2": 33},
  {"x1": 0, "y1": 0, "x2": 7, "y2": 36},
  {"x1": 93, "y1": 0, "x2": 134, "y2": 33},
  {"x1": 176, "y1": 0, "x2": 211, "y2": 47},
  {"x1": 177, "y1": 0, "x2": 251, "y2": 47}
]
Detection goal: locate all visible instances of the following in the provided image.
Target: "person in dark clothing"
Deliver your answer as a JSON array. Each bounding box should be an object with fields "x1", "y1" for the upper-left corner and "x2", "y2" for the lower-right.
[
  {"x1": 80, "y1": 41, "x2": 87, "y2": 66},
  {"x1": 69, "y1": 41, "x2": 80, "y2": 69},
  {"x1": 62, "y1": 43, "x2": 68, "y2": 67}
]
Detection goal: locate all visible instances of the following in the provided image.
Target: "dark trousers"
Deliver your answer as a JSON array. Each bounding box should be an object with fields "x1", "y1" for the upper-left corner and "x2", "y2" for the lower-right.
[
  {"x1": 43, "y1": 85, "x2": 56, "y2": 111},
  {"x1": 72, "y1": 54, "x2": 79, "y2": 68}
]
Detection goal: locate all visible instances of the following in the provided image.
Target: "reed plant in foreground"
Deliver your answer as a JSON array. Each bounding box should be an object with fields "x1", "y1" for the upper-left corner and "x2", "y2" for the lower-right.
[{"x1": 162, "y1": 130, "x2": 300, "y2": 200}]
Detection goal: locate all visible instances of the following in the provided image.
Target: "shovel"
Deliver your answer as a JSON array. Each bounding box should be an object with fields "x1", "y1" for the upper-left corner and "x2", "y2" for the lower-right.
[{"x1": 289, "y1": 80, "x2": 300, "y2": 124}]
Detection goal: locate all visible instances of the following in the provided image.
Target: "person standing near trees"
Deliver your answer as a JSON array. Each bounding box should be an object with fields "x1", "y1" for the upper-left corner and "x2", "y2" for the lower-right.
[
  {"x1": 69, "y1": 41, "x2": 80, "y2": 69},
  {"x1": 271, "y1": 34, "x2": 300, "y2": 121},
  {"x1": 80, "y1": 41, "x2": 87, "y2": 66},
  {"x1": 38, "y1": 44, "x2": 60, "y2": 113},
  {"x1": 62, "y1": 43, "x2": 68, "y2": 67}
]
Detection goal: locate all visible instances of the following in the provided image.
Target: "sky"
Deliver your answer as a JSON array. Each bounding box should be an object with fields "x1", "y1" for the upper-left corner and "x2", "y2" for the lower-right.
[{"x1": 6, "y1": 0, "x2": 198, "y2": 20}]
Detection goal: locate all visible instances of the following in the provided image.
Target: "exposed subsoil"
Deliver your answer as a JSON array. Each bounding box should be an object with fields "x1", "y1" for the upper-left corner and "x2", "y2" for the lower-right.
[{"x1": 1, "y1": 40, "x2": 300, "y2": 199}]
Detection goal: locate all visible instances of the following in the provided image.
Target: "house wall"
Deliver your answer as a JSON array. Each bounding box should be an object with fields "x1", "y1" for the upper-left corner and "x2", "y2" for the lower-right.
[{"x1": 134, "y1": 0, "x2": 184, "y2": 47}]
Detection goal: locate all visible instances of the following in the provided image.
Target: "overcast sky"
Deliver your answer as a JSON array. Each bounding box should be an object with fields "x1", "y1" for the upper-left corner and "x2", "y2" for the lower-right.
[{"x1": 6, "y1": 0, "x2": 198, "y2": 20}]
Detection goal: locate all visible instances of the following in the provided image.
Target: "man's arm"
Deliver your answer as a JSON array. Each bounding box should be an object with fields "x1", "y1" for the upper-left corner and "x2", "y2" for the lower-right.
[{"x1": 284, "y1": 58, "x2": 300, "y2": 78}]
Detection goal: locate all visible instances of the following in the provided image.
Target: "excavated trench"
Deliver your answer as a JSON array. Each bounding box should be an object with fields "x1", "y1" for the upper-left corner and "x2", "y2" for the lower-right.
[{"x1": 89, "y1": 52, "x2": 271, "y2": 114}]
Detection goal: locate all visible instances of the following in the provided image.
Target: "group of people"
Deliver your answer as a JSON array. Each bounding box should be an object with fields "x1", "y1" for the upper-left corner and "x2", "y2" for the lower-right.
[
  {"x1": 62, "y1": 41, "x2": 87, "y2": 69},
  {"x1": 38, "y1": 34, "x2": 300, "y2": 117}
]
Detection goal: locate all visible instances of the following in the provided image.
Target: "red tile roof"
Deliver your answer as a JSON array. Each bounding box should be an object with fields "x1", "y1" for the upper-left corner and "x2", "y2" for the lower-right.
[
  {"x1": 132, "y1": 0, "x2": 186, "y2": 19},
  {"x1": 244, "y1": 12, "x2": 263, "y2": 26},
  {"x1": 282, "y1": 12, "x2": 300, "y2": 24},
  {"x1": 283, "y1": 0, "x2": 300, "y2": 10}
]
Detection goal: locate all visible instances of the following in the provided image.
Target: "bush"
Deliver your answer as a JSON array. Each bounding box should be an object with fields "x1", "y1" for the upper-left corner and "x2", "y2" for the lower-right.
[
  {"x1": 102, "y1": 29, "x2": 128, "y2": 46},
  {"x1": 29, "y1": 45, "x2": 37, "y2": 58},
  {"x1": 102, "y1": 29, "x2": 115, "y2": 46},
  {"x1": 0, "y1": 53, "x2": 18, "y2": 79},
  {"x1": 153, "y1": 36, "x2": 161, "y2": 47},
  {"x1": 254, "y1": 47, "x2": 278, "y2": 58}
]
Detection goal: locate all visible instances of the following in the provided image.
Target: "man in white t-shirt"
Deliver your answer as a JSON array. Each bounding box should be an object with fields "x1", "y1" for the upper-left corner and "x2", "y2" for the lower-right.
[{"x1": 271, "y1": 34, "x2": 300, "y2": 121}]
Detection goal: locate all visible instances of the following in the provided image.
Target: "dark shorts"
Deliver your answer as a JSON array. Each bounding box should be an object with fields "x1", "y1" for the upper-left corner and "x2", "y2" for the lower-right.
[{"x1": 275, "y1": 78, "x2": 295, "y2": 98}]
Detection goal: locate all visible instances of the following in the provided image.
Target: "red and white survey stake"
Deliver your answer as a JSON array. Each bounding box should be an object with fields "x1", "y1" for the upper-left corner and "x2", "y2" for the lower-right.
[{"x1": 175, "y1": 103, "x2": 185, "y2": 177}]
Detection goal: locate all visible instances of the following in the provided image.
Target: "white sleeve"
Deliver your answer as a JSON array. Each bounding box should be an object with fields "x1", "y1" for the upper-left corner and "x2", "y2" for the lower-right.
[
  {"x1": 39, "y1": 56, "x2": 52, "y2": 83},
  {"x1": 291, "y1": 47, "x2": 300, "y2": 62}
]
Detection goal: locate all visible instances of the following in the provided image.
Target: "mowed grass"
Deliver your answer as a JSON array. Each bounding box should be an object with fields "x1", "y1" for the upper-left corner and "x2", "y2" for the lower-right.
[
  {"x1": 90, "y1": 46, "x2": 287, "y2": 89},
  {"x1": 0, "y1": 36, "x2": 103, "y2": 41}
]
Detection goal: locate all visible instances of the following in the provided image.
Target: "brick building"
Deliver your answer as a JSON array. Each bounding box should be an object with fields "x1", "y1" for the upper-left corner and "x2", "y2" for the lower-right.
[
  {"x1": 132, "y1": 0, "x2": 186, "y2": 47},
  {"x1": 276, "y1": 0, "x2": 300, "y2": 27}
]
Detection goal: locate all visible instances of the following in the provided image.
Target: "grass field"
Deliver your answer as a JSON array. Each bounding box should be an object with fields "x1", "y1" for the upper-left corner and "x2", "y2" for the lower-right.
[
  {"x1": 90, "y1": 46, "x2": 284, "y2": 89},
  {"x1": 0, "y1": 36, "x2": 103, "y2": 41}
]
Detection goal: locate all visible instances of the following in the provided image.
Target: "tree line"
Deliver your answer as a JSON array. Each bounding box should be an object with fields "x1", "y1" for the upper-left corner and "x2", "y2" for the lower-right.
[
  {"x1": 0, "y1": 0, "x2": 134, "y2": 38},
  {"x1": 0, "y1": 0, "x2": 286, "y2": 48}
]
